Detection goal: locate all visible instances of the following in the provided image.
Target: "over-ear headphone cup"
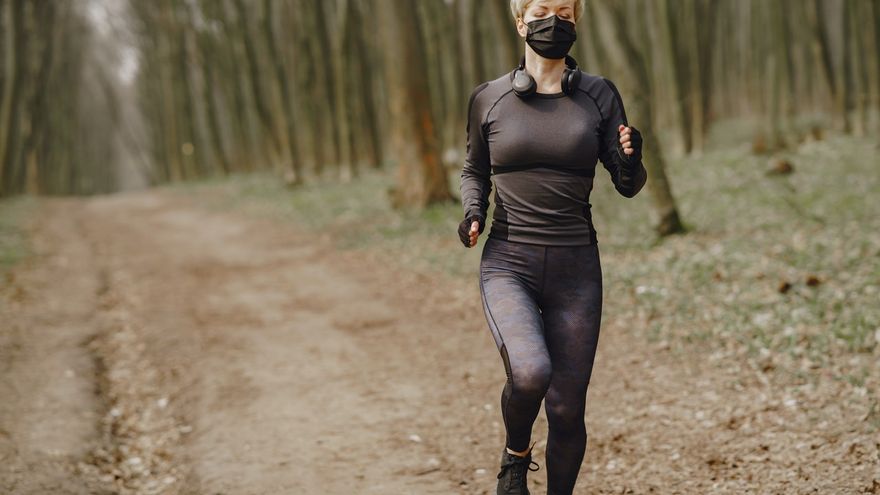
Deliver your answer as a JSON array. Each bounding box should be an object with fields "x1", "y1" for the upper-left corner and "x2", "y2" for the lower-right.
[
  {"x1": 562, "y1": 67, "x2": 581, "y2": 95},
  {"x1": 512, "y1": 70, "x2": 537, "y2": 97}
]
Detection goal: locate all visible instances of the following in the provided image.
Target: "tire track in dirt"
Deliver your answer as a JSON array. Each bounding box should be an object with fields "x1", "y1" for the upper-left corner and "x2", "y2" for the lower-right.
[
  {"x1": 0, "y1": 200, "x2": 108, "y2": 494},
  {"x1": 78, "y1": 260, "x2": 187, "y2": 494}
]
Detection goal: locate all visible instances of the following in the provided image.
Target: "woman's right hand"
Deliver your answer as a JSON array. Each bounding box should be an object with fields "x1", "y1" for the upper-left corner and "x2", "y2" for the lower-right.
[{"x1": 458, "y1": 215, "x2": 484, "y2": 248}]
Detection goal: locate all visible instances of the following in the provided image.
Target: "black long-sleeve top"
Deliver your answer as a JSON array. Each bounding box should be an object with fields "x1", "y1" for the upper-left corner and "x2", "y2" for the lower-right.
[{"x1": 459, "y1": 69, "x2": 648, "y2": 246}]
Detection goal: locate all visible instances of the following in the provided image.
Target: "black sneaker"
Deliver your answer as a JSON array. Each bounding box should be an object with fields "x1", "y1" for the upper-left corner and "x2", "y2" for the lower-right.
[{"x1": 496, "y1": 448, "x2": 540, "y2": 495}]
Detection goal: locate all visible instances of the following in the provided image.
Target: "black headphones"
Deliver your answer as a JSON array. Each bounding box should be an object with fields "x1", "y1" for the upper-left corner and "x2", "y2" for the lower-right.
[{"x1": 510, "y1": 54, "x2": 582, "y2": 98}]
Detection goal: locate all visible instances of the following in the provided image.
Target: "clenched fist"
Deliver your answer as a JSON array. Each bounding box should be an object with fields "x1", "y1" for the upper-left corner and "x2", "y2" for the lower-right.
[
  {"x1": 617, "y1": 124, "x2": 643, "y2": 163},
  {"x1": 458, "y1": 215, "x2": 485, "y2": 248}
]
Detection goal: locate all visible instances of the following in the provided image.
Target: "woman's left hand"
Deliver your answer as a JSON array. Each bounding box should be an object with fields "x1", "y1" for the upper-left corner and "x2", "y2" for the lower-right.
[
  {"x1": 618, "y1": 124, "x2": 635, "y2": 156},
  {"x1": 617, "y1": 124, "x2": 643, "y2": 163}
]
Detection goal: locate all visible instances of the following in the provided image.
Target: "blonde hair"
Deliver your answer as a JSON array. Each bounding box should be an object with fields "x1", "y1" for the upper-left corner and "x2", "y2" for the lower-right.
[{"x1": 509, "y1": 0, "x2": 585, "y2": 23}]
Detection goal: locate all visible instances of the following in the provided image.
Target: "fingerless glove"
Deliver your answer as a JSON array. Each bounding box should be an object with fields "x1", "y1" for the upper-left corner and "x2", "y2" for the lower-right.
[
  {"x1": 458, "y1": 214, "x2": 486, "y2": 247},
  {"x1": 609, "y1": 126, "x2": 646, "y2": 198},
  {"x1": 616, "y1": 125, "x2": 643, "y2": 165}
]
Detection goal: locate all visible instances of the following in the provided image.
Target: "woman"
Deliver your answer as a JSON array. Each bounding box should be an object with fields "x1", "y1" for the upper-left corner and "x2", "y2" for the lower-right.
[{"x1": 457, "y1": 1, "x2": 647, "y2": 494}]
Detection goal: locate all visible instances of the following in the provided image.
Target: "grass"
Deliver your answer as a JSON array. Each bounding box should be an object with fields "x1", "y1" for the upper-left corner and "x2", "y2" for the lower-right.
[
  {"x1": 166, "y1": 122, "x2": 880, "y2": 398},
  {"x1": 0, "y1": 195, "x2": 38, "y2": 273}
]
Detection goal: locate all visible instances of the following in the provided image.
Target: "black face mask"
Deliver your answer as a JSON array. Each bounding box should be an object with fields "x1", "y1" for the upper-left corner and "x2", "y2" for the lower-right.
[{"x1": 525, "y1": 14, "x2": 577, "y2": 59}]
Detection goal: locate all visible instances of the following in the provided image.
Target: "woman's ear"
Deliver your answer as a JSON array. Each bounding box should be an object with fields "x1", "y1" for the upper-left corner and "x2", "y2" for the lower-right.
[{"x1": 515, "y1": 17, "x2": 527, "y2": 38}]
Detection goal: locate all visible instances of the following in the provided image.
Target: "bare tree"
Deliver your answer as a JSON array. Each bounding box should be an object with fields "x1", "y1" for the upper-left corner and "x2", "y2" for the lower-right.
[{"x1": 377, "y1": 0, "x2": 452, "y2": 208}]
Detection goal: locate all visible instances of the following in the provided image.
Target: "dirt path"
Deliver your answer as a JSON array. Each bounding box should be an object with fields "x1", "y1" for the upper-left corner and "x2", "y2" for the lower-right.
[
  {"x1": 1, "y1": 189, "x2": 877, "y2": 494},
  {"x1": 0, "y1": 199, "x2": 108, "y2": 494}
]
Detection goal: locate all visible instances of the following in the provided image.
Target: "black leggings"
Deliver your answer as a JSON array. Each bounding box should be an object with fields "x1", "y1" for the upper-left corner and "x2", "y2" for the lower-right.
[{"x1": 479, "y1": 235, "x2": 603, "y2": 495}]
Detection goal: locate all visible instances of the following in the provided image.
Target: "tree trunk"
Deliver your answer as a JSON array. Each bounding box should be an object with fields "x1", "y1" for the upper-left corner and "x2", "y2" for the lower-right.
[
  {"x1": 378, "y1": 0, "x2": 452, "y2": 209},
  {"x1": 312, "y1": 0, "x2": 342, "y2": 174},
  {"x1": 0, "y1": 0, "x2": 25, "y2": 196},
  {"x1": 598, "y1": 0, "x2": 685, "y2": 237},
  {"x1": 232, "y1": 0, "x2": 289, "y2": 172},
  {"x1": 655, "y1": 0, "x2": 689, "y2": 155},
  {"x1": 264, "y1": 0, "x2": 303, "y2": 186},
  {"x1": 488, "y1": 0, "x2": 519, "y2": 68},
  {"x1": 157, "y1": 2, "x2": 183, "y2": 181},
  {"x1": 21, "y1": 1, "x2": 57, "y2": 194},
  {"x1": 350, "y1": 0, "x2": 383, "y2": 170},
  {"x1": 330, "y1": 0, "x2": 354, "y2": 182}
]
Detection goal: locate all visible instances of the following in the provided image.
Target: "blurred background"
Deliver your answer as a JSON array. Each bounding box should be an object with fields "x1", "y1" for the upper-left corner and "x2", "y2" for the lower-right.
[
  {"x1": 0, "y1": 1, "x2": 878, "y2": 494},
  {"x1": 0, "y1": 0, "x2": 877, "y2": 199}
]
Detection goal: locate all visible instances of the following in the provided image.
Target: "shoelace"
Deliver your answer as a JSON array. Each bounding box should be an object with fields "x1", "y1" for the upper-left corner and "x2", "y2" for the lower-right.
[{"x1": 496, "y1": 455, "x2": 540, "y2": 480}]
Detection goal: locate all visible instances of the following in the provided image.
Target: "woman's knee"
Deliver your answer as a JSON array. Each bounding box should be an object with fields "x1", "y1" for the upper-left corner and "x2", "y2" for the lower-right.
[
  {"x1": 510, "y1": 361, "x2": 552, "y2": 400},
  {"x1": 545, "y1": 396, "x2": 586, "y2": 431}
]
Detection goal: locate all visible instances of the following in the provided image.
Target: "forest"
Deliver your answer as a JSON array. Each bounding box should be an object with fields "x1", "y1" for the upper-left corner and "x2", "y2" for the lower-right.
[
  {"x1": 1, "y1": 0, "x2": 877, "y2": 208},
  {"x1": 1, "y1": 1, "x2": 879, "y2": 493}
]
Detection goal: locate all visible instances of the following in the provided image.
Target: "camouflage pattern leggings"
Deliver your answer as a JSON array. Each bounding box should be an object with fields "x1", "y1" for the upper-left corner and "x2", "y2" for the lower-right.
[{"x1": 479, "y1": 235, "x2": 603, "y2": 495}]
